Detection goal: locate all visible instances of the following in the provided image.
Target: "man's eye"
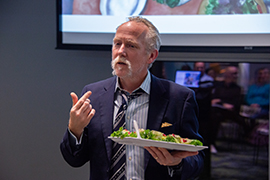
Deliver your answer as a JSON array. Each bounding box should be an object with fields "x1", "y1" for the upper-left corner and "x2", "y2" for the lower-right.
[{"x1": 127, "y1": 44, "x2": 135, "y2": 48}]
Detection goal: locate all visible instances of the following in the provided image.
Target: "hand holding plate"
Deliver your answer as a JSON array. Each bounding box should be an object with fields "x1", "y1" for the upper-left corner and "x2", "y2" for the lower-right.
[{"x1": 144, "y1": 146, "x2": 198, "y2": 166}]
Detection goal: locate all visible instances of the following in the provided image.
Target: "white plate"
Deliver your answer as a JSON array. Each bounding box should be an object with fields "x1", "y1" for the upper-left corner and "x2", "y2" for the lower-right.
[{"x1": 109, "y1": 137, "x2": 208, "y2": 152}]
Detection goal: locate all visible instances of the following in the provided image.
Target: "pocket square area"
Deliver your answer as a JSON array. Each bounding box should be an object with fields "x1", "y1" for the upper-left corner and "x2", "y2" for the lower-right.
[{"x1": 161, "y1": 122, "x2": 172, "y2": 128}]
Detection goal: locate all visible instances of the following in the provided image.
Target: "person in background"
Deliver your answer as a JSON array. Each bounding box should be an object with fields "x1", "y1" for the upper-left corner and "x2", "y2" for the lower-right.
[
  {"x1": 194, "y1": 62, "x2": 214, "y2": 89},
  {"x1": 245, "y1": 67, "x2": 270, "y2": 119},
  {"x1": 60, "y1": 16, "x2": 204, "y2": 180},
  {"x1": 209, "y1": 66, "x2": 249, "y2": 153},
  {"x1": 193, "y1": 62, "x2": 214, "y2": 179},
  {"x1": 206, "y1": 67, "x2": 217, "y2": 80},
  {"x1": 181, "y1": 64, "x2": 192, "y2": 70}
]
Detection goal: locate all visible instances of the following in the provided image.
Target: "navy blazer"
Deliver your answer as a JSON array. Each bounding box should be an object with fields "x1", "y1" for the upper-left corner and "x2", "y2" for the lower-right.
[{"x1": 60, "y1": 74, "x2": 204, "y2": 180}]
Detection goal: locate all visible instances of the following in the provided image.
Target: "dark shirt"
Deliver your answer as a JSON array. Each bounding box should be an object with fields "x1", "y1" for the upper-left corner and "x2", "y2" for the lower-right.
[{"x1": 212, "y1": 81, "x2": 242, "y2": 113}]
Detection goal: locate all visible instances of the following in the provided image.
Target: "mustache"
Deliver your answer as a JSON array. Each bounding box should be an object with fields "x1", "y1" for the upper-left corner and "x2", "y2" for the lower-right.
[
  {"x1": 111, "y1": 56, "x2": 131, "y2": 69},
  {"x1": 112, "y1": 56, "x2": 128, "y2": 65},
  {"x1": 111, "y1": 56, "x2": 132, "y2": 76}
]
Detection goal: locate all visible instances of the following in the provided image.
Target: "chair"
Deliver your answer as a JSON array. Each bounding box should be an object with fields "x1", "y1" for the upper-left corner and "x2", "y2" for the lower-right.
[
  {"x1": 252, "y1": 121, "x2": 269, "y2": 165},
  {"x1": 218, "y1": 119, "x2": 243, "y2": 150},
  {"x1": 239, "y1": 105, "x2": 261, "y2": 119},
  {"x1": 216, "y1": 105, "x2": 252, "y2": 150}
]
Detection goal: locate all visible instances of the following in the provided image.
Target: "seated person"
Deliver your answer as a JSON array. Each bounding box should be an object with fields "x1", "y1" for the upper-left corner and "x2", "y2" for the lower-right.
[
  {"x1": 209, "y1": 66, "x2": 250, "y2": 153},
  {"x1": 245, "y1": 67, "x2": 270, "y2": 119},
  {"x1": 206, "y1": 67, "x2": 217, "y2": 80}
]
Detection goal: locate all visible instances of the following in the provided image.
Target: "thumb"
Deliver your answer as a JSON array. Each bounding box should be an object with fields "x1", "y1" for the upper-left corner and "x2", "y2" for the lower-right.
[{"x1": 70, "y1": 92, "x2": 78, "y2": 106}]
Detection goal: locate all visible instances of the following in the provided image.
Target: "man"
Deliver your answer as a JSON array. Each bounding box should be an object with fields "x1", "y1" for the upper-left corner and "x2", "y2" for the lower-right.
[
  {"x1": 245, "y1": 67, "x2": 269, "y2": 119},
  {"x1": 209, "y1": 66, "x2": 247, "y2": 153},
  {"x1": 193, "y1": 62, "x2": 214, "y2": 89},
  {"x1": 211, "y1": 66, "x2": 241, "y2": 115},
  {"x1": 60, "y1": 16, "x2": 204, "y2": 180}
]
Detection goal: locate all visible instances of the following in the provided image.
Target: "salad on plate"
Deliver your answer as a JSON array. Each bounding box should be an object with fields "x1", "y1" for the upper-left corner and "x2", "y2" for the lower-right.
[{"x1": 110, "y1": 127, "x2": 203, "y2": 146}]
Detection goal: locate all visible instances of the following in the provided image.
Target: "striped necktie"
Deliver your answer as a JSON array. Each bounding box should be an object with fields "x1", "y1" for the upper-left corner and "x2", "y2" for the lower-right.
[
  {"x1": 110, "y1": 90, "x2": 143, "y2": 180},
  {"x1": 110, "y1": 93, "x2": 127, "y2": 180}
]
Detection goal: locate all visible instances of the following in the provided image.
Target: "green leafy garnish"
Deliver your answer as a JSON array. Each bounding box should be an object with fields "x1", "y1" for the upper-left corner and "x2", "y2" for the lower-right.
[
  {"x1": 110, "y1": 128, "x2": 203, "y2": 146},
  {"x1": 165, "y1": 135, "x2": 177, "y2": 143},
  {"x1": 189, "y1": 140, "x2": 203, "y2": 146},
  {"x1": 110, "y1": 127, "x2": 137, "y2": 139}
]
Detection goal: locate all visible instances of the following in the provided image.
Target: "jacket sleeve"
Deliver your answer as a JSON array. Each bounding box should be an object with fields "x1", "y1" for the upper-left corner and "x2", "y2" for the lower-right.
[{"x1": 60, "y1": 127, "x2": 90, "y2": 167}]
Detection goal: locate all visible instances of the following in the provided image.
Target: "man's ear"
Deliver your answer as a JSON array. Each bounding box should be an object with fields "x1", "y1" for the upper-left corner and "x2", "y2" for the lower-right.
[{"x1": 147, "y1": 49, "x2": 159, "y2": 64}]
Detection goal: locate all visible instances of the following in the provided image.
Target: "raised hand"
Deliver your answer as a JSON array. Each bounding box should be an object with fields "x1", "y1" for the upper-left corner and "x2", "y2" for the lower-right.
[{"x1": 68, "y1": 91, "x2": 96, "y2": 139}]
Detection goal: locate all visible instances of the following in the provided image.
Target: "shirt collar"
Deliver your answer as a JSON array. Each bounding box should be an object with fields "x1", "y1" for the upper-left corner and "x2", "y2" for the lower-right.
[{"x1": 114, "y1": 71, "x2": 151, "y2": 95}]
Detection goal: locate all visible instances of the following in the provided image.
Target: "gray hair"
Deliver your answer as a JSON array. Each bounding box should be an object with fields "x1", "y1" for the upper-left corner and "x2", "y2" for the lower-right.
[
  {"x1": 127, "y1": 16, "x2": 161, "y2": 53},
  {"x1": 127, "y1": 16, "x2": 161, "y2": 68}
]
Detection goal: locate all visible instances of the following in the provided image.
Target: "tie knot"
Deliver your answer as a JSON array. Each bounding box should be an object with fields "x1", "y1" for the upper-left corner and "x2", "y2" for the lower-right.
[{"x1": 120, "y1": 89, "x2": 144, "y2": 103}]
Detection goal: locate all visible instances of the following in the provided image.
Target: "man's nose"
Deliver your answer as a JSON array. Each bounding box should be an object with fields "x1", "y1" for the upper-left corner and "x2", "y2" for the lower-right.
[{"x1": 118, "y1": 44, "x2": 127, "y2": 56}]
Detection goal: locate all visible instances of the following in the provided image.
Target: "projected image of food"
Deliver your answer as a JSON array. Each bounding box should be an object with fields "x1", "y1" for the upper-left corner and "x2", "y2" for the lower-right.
[
  {"x1": 199, "y1": 0, "x2": 270, "y2": 14},
  {"x1": 71, "y1": 0, "x2": 270, "y2": 15},
  {"x1": 60, "y1": 0, "x2": 270, "y2": 51},
  {"x1": 72, "y1": 0, "x2": 204, "y2": 15}
]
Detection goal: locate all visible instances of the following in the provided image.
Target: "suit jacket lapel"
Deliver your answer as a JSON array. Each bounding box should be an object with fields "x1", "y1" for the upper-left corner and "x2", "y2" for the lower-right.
[
  {"x1": 147, "y1": 75, "x2": 168, "y2": 131},
  {"x1": 98, "y1": 77, "x2": 116, "y2": 163},
  {"x1": 145, "y1": 75, "x2": 169, "y2": 169}
]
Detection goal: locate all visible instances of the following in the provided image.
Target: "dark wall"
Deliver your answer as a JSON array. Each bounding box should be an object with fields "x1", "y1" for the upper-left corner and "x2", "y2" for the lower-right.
[{"x1": 0, "y1": 1, "x2": 112, "y2": 179}]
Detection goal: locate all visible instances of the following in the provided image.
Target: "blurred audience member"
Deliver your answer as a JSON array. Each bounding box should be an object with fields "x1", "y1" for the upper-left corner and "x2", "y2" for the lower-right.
[
  {"x1": 193, "y1": 62, "x2": 214, "y2": 178},
  {"x1": 206, "y1": 67, "x2": 217, "y2": 80},
  {"x1": 263, "y1": 68, "x2": 270, "y2": 82},
  {"x1": 181, "y1": 64, "x2": 192, "y2": 70},
  {"x1": 209, "y1": 66, "x2": 249, "y2": 153},
  {"x1": 194, "y1": 62, "x2": 214, "y2": 89},
  {"x1": 245, "y1": 68, "x2": 270, "y2": 119}
]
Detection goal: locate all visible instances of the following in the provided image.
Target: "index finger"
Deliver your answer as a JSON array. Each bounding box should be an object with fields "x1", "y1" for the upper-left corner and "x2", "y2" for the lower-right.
[
  {"x1": 80, "y1": 91, "x2": 92, "y2": 101},
  {"x1": 73, "y1": 91, "x2": 92, "y2": 109}
]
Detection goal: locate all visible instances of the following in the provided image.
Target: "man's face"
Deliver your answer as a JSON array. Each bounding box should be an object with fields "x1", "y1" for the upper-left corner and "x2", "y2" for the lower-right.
[
  {"x1": 258, "y1": 69, "x2": 270, "y2": 83},
  {"x1": 263, "y1": 69, "x2": 270, "y2": 83},
  {"x1": 194, "y1": 62, "x2": 205, "y2": 75},
  {"x1": 226, "y1": 66, "x2": 238, "y2": 83},
  {"x1": 257, "y1": 70, "x2": 265, "y2": 83},
  {"x1": 111, "y1": 21, "x2": 153, "y2": 80}
]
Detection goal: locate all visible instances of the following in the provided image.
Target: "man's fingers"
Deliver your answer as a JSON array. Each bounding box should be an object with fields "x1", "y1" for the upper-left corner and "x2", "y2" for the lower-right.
[
  {"x1": 152, "y1": 147, "x2": 166, "y2": 159},
  {"x1": 71, "y1": 91, "x2": 92, "y2": 109},
  {"x1": 171, "y1": 151, "x2": 199, "y2": 159},
  {"x1": 145, "y1": 147, "x2": 166, "y2": 161},
  {"x1": 158, "y1": 147, "x2": 171, "y2": 157},
  {"x1": 70, "y1": 92, "x2": 78, "y2": 106},
  {"x1": 81, "y1": 99, "x2": 91, "y2": 113},
  {"x1": 145, "y1": 146, "x2": 198, "y2": 166},
  {"x1": 144, "y1": 147, "x2": 158, "y2": 159},
  {"x1": 80, "y1": 91, "x2": 92, "y2": 101},
  {"x1": 87, "y1": 108, "x2": 96, "y2": 120}
]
